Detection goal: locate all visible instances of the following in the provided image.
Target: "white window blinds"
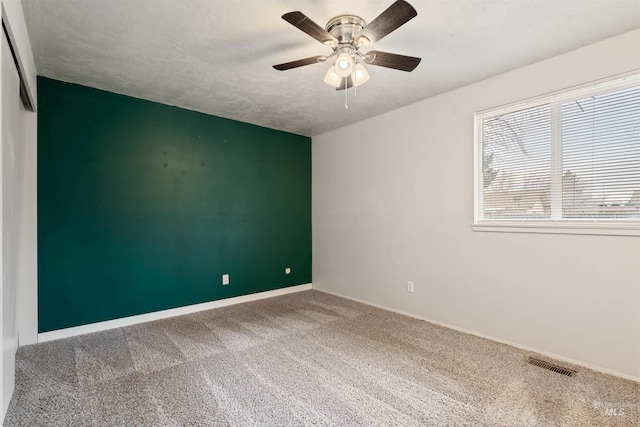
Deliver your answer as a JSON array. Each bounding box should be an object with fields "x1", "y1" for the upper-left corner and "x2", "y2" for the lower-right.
[
  {"x1": 561, "y1": 85, "x2": 640, "y2": 219},
  {"x1": 475, "y1": 73, "x2": 640, "y2": 229}
]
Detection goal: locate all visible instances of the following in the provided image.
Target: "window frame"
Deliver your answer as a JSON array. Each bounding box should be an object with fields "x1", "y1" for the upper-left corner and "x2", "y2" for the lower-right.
[{"x1": 472, "y1": 72, "x2": 640, "y2": 237}]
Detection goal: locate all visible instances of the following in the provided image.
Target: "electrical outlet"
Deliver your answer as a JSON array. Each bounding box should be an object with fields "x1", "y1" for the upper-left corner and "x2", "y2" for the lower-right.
[
  {"x1": 407, "y1": 281, "x2": 414, "y2": 293},
  {"x1": 285, "y1": 267, "x2": 291, "y2": 275},
  {"x1": 222, "y1": 274, "x2": 229, "y2": 285}
]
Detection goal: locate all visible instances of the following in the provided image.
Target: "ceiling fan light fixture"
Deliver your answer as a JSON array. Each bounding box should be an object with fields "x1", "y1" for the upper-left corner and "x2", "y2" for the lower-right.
[
  {"x1": 353, "y1": 63, "x2": 370, "y2": 87},
  {"x1": 274, "y1": 1, "x2": 421, "y2": 95},
  {"x1": 323, "y1": 68, "x2": 342, "y2": 88},
  {"x1": 334, "y1": 52, "x2": 354, "y2": 77}
]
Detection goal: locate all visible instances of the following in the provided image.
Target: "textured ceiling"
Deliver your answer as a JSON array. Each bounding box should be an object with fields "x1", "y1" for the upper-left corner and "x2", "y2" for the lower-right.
[{"x1": 21, "y1": 0, "x2": 640, "y2": 137}]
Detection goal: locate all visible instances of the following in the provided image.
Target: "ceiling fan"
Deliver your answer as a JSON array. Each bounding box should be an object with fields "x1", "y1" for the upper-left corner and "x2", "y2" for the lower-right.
[{"x1": 273, "y1": 0, "x2": 421, "y2": 91}]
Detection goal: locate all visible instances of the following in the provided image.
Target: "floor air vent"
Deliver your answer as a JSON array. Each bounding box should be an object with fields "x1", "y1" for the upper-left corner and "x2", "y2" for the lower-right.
[{"x1": 527, "y1": 357, "x2": 576, "y2": 377}]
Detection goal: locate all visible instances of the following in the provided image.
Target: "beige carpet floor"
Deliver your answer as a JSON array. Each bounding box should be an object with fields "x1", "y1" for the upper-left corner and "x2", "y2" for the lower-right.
[{"x1": 4, "y1": 290, "x2": 639, "y2": 426}]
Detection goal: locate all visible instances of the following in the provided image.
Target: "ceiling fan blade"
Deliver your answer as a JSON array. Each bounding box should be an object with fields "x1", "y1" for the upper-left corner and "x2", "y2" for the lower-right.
[
  {"x1": 273, "y1": 55, "x2": 327, "y2": 71},
  {"x1": 336, "y1": 76, "x2": 354, "y2": 91},
  {"x1": 356, "y1": 0, "x2": 417, "y2": 45},
  {"x1": 364, "y1": 50, "x2": 421, "y2": 72},
  {"x1": 282, "y1": 12, "x2": 338, "y2": 46}
]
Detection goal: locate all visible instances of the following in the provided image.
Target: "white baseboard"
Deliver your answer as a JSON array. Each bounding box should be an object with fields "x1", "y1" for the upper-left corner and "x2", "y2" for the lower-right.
[
  {"x1": 38, "y1": 284, "x2": 313, "y2": 343},
  {"x1": 316, "y1": 288, "x2": 640, "y2": 384}
]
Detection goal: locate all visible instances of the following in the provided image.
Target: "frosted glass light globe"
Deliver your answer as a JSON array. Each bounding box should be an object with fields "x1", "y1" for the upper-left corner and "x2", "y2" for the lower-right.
[{"x1": 334, "y1": 52, "x2": 354, "y2": 77}]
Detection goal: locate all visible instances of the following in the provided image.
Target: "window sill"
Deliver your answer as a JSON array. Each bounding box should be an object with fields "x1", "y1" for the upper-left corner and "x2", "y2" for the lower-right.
[{"x1": 471, "y1": 221, "x2": 640, "y2": 237}]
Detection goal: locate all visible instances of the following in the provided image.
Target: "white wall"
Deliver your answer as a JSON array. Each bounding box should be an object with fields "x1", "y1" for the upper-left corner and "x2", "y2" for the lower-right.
[
  {"x1": 1, "y1": 29, "x2": 25, "y2": 419},
  {"x1": 313, "y1": 29, "x2": 640, "y2": 380},
  {"x1": 1, "y1": 0, "x2": 37, "y2": 420},
  {"x1": 2, "y1": 0, "x2": 38, "y2": 349},
  {"x1": 18, "y1": 111, "x2": 37, "y2": 346}
]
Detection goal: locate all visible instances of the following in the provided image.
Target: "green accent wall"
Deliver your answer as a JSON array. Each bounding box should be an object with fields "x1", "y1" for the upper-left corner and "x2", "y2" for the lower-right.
[{"x1": 37, "y1": 77, "x2": 311, "y2": 332}]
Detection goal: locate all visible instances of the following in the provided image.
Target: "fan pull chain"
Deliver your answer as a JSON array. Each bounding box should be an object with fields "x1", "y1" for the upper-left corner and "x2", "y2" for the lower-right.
[
  {"x1": 344, "y1": 77, "x2": 348, "y2": 109},
  {"x1": 353, "y1": 66, "x2": 357, "y2": 97}
]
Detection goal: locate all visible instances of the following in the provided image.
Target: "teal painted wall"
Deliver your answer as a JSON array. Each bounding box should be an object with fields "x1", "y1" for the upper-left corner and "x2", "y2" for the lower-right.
[{"x1": 37, "y1": 77, "x2": 311, "y2": 332}]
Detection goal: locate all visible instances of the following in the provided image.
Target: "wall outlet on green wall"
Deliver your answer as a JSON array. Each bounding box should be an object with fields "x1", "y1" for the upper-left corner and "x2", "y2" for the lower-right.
[{"x1": 222, "y1": 274, "x2": 230, "y2": 285}]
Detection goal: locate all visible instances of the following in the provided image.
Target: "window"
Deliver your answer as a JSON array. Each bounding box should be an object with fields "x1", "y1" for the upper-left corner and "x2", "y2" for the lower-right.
[{"x1": 474, "y1": 74, "x2": 640, "y2": 236}]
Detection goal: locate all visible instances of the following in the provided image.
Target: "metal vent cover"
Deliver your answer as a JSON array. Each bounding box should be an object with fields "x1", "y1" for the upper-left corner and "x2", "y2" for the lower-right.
[{"x1": 527, "y1": 357, "x2": 576, "y2": 377}]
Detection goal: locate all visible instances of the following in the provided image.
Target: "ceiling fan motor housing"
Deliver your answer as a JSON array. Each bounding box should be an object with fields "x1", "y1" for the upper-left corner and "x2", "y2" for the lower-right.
[{"x1": 325, "y1": 15, "x2": 368, "y2": 46}]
